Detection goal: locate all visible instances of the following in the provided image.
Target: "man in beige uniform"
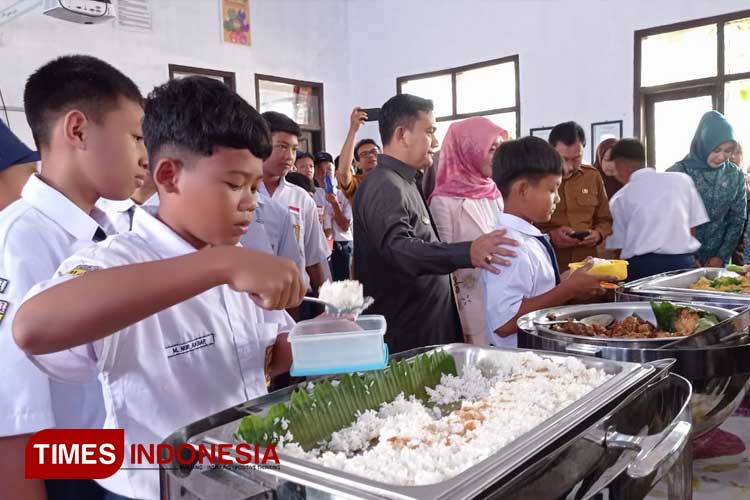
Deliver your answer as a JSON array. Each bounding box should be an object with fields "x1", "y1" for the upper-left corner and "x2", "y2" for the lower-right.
[{"x1": 537, "y1": 121, "x2": 612, "y2": 270}]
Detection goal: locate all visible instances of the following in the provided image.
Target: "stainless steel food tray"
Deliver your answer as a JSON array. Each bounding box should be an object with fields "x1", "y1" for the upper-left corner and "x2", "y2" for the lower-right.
[
  {"x1": 160, "y1": 344, "x2": 666, "y2": 500},
  {"x1": 620, "y1": 268, "x2": 750, "y2": 307},
  {"x1": 528, "y1": 302, "x2": 737, "y2": 349},
  {"x1": 518, "y1": 302, "x2": 750, "y2": 436}
]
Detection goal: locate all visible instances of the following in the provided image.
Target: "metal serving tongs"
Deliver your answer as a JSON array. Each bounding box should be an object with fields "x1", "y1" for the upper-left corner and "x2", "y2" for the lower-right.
[{"x1": 659, "y1": 306, "x2": 750, "y2": 349}]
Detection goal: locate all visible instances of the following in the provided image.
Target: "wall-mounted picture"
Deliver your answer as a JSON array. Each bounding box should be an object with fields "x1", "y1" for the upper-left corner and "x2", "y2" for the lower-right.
[
  {"x1": 168, "y1": 64, "x2": 237, "y2": 92},
  {"x1": 221, "y1": 0, "x2": 251, "y2": 46},
  {"x1": 530, "y1": 126, "x2": 553, "y2": 143},
  {"x1": 591, "y1": 120, "x2": 623, "y2": 163}
]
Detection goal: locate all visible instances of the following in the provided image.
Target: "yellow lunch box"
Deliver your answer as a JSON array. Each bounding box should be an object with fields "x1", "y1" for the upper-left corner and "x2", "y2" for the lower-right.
[{"x1": 568, "y1": 259, "x2": 629, "y2": 281}]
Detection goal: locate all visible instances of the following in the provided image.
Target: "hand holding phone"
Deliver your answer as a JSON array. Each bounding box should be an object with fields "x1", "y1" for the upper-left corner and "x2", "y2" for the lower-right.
[
  {"x1": 568, "y1": 230, "x2": 590, "y2": 241},
  {"x1": 360, "y1": 107, "x2": 380, "y2": 122}
]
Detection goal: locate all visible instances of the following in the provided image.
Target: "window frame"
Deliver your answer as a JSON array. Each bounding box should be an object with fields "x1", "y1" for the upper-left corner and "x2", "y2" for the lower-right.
[
  {"x1": 634, "y1": 9, "x2": 750, "y2": 158},
  {"x1": 396, "y1": 55, "x2": 521, "y2": 138},
  {"x1": 168, "y1": 64, "x2": 237, "y2": 92},
  {"x1": 254, "y1": 74, "x2": 326, "y2": 150}
]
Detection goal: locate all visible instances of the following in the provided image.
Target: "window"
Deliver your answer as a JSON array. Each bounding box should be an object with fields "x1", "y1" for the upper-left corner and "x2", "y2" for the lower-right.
[
  {"x1": 168, "y1": 65, "x2": 236, "y2": 92},
  {"x1": 635, "y1": 11, "x2": 750, "y2": 169},
  {"x1": 255, "y1": 75, "x2": 325, "y2": 152},
  {"x1": 397, "y1": 56, "x2": 520, "y2": 147}
]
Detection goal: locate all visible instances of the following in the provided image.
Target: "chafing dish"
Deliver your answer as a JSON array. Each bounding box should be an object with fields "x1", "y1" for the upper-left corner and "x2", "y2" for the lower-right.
[
  {"x1": 160, "y1": 344, "x2": 692, "y2": 500},
  {"x1": 617, "y1": 268, "x2": 750, "y2": 308},
  {"x1": 518, "y1": 302, "x2": 750, "y2": 436}
]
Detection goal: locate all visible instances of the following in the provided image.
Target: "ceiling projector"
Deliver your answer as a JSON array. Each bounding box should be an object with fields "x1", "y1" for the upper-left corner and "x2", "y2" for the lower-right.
[{"x1": 43, "y1": 0, "x2": 113, "y2": 24}]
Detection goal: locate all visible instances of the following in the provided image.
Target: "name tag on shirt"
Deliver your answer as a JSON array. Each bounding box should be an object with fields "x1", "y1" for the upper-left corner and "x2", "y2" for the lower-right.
[
  {"x1": 165, "y1": 333, "x2": 216, "y2": 359},
  {"x1": 0, "y1": 278, "x2": 8, "y2": 294},
  {"x1": 0, "y1": 300, "x2": 8, "y2": 325}
]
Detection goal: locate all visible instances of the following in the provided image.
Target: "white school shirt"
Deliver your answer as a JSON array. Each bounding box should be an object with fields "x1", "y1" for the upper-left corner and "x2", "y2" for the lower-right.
[
  {"x1": 314, "y1": 187, "x2": 334, "y2": 236},
  {"x1": 0, "y1": 174, "x2": 106, "y2": 436},
  {"x1": 242, "y1": 192, "x2": 308, "y2": 288},
  {"x1": 482, "y1": 212, "x2": 557, "y2": 347},
  {"x1": 330, "y1": 190, "x2": 353, "y2": 242},
  {"x1": 96, "y1": 193, "x2": 160, "y2": 233},
  {"x1": 259, "y1": 178, "x2": 331, "y2": 270},
  {"x1": 25, "y1": 208, "x2": 294, "y2": 500},
  {"x1": 606, "y1": 168, "x2": 709, "y2": 259}
]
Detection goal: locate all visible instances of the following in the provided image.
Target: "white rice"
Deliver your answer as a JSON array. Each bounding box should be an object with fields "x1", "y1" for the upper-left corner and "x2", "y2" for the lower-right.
[
  {"x1": 279, "y1": 351, "x2": 609, "y2": 486},
  {"x1": 318, "y1": 280, "x2": 365, "y2": 309}
]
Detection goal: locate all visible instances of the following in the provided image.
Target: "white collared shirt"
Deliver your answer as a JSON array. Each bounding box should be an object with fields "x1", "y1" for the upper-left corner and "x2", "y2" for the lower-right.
[
  {"x1": 314, "y1": 187, "x2": 333, "y2": 235},
  {"x1": 242, "y1": 192, "x2": 308, "y2": 288},
  {"x1": 96, "y1": 193, "x2": 160, "y2": 233},
  {"x1": 606, "y1": 168, "x2": 709, "y2": 259},
  {"x1": 329, "y1": 190, "x2": 353, "y2": 242},
  {"x1": 482, "y1": 212, "x2": 557, "y2": 347},
  {"x1": 0, "y1": 174, "x2": 107, "y2": 436},
  {"x1": 25, "y1": 208, "x2": 294, "y2": 500},
  {"x1": 259, "y1": 178, "x2": 331, "y2": 269}
]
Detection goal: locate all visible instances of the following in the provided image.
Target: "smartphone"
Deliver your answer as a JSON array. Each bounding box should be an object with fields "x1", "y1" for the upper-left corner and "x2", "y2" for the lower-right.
[
  {"x1": 569, "y1": 230, "x2": 590, "y2": 241},
  {"x1": 361, "y1": 107, "x2": 380, "y2": 122},
  {"x1": 324, "y1": 174, "x2": 335, "y2": 195}
]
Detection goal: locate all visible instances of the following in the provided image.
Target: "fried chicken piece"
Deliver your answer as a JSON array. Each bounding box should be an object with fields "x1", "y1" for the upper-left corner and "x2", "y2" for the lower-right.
[{"x1": 673, "y1": 309, "x2": 700, "y2": 336}]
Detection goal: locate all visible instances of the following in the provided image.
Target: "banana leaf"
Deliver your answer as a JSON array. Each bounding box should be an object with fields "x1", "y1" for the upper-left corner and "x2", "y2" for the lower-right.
[{"x1": 238, "y1": 350, "x2": 457, "y2": 451}]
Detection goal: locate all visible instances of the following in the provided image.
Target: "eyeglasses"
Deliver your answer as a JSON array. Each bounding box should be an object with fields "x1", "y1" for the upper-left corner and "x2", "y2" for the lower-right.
[{"x1": 358, "y1": 148, "x2": 380, "y2": 158}]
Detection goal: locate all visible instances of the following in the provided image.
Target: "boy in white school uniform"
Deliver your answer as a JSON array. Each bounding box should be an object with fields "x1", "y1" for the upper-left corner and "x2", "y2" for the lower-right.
[
  {"x1": 482, "y1": 137, "x2": 617, "y2": 347},
  {"x1": 606, "y1": 138, "x2": 709, "y2": 281},
  {"x1": 243, "y1": 191, "x2": 308, "y2": 288},
  {"x1": 258, "y1": 111, "x2": 331, "y2": 298},
  {"x1": 327, "y1": 188, "x2": 354, "y2": 280},
  {"x1": 0, "y1": 55, "x2": 146, "y2": 500},
  {"x1": 13, "y1": 77, "x2": 307, "y2": 500}
]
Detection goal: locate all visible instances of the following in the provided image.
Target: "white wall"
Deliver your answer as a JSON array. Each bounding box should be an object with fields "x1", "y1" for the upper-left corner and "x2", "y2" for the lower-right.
[
  {"x1": 1, "y1": 0, "x2": 748, "y2": 160},
  {"x1": 344, "y1": 0, "x2": 750, "y2": 162},
  {"x1": 0, "y1": 0, "x2": 352, "y2": 150}
]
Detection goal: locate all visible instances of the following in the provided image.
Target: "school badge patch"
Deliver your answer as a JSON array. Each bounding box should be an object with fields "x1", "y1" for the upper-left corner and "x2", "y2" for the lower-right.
[
  {"x1": 65, "y1": 265, "x2": 102, "y2": 277},
  {"x1": 0, "y1": 300, "x2": 8, "y2": 325}
]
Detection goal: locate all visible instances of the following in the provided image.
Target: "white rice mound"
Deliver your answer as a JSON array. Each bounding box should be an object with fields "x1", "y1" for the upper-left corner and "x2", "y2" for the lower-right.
[
  {"x1": 279, "y1": 351, "x2": 610, "y2": 486},
  {"x1": 318, "y1": 280, "x2": 365, "y2": 309}
]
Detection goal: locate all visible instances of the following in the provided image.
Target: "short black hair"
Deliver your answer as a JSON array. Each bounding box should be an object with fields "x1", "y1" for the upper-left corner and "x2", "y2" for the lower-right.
[
  {"x1": 379, "y1": 94, "x2": 434, "y2": 146},
  {"x1": 296, "y1": 152, "x2": 314, "y2": 163},
  {"x1": 23, "y1": 55, "x2": 143, "y2": 150},
  {"x1": 262, "y1": 111, "x2": 301, "y2": 137},
  {"x1": 610, "y1": 138, "x2": 646, "y2": 164},
  {"x1": 285, "y1": 172, "x2": 316, "y2": 195},
  {"x1": 354, "y1": 138, "x2": 381, "y2": 161},
  {"x1": 143, "y1": 76, "x2": 271, "y2": 165},
  {"x1": 492, "y1": 136, "x2": 563, "y2": 198},
  {"x1": 548, "y1": 121, "x2": 586, "y2": 148}
]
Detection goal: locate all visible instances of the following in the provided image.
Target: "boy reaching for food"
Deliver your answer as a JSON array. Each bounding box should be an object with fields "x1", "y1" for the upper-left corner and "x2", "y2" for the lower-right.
[{"x1": 482, "y1": 137, "x2": 617, "y2": 347}]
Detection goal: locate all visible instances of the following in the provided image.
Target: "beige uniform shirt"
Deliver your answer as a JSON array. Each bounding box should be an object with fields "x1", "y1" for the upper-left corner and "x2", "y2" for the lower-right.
[{"x1": 537, "y1": 165, "x2": 613, "y2": 271}]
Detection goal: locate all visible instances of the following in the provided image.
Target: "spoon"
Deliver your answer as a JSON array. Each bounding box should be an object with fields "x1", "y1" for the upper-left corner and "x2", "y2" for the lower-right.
[
  {"x1": 302, "y1": 296, "x2": 374, "y2": 317},
  {"x1": 534, "y1": 314, "x2": 615, "y2": 328}
]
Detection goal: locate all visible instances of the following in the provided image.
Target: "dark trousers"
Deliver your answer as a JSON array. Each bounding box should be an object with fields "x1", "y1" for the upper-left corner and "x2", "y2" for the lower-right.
[
  {"x1": 627, "y1": 252, "x2": 697, "y2": 281},
  {"x1": 46, "y1": 479, "x2": 105, "y2": 500},
  {"x1": 330, "y1": 241, "x2": 353, "y2": 281},
  {"x1": 103, "y1": 490, "x2": 136, "y2": 500}
]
